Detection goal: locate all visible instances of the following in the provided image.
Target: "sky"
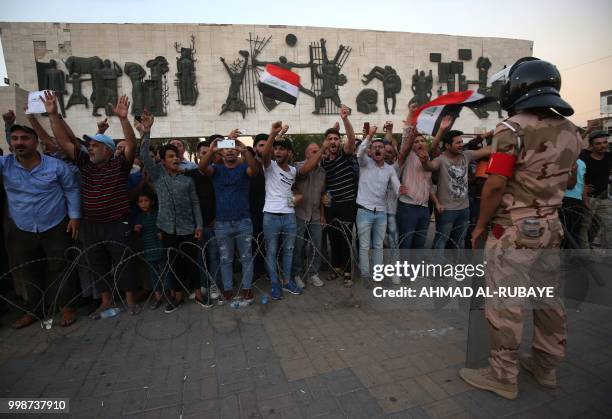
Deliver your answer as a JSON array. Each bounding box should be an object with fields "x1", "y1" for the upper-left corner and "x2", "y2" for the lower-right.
[{"x1": 1, "y1": 0, "x2": 611, "y2": 126}]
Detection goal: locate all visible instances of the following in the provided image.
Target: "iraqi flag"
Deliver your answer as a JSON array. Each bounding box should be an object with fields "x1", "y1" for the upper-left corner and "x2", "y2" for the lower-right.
[
  {"x1": 257, "y1": 64, "x2": 300, "y2": 106},
  {"x1": 410, "y1": 90, "x2": 495, "y2": 135}
]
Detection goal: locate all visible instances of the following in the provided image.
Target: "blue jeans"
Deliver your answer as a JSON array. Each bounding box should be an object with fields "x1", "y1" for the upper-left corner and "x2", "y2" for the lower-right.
[
  {"x1": 292, "y1": 217, "x2": 322, "y2": 278},
  {"x1": 263, "y1": 213, "x2": 297, "y2": 284},
  {"x1": 433, "y1": 208, "x2": 470, "y2": 250},
  {"x1": 396, "y1": 202, "x2": 431, "y2": 249},
  {"x1": 199, "y1": 226, "x2": 220, "y2": 289},
  {"x1": 215, "y1": 218, "x2": 253, "y2": 291},
  {"x1": 385, "y1": 213, "x2": 399, "y2": 249},
  {"x1": 356, "y1": 208, "x2": 387, "y2": 277}
]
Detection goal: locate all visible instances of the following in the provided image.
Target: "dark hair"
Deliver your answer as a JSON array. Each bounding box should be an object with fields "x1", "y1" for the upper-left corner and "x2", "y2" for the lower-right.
[
  {"x1": 158, "y1": 143, "x2": 179, "y2": 160},
  {"x1": 253, "y1": 133, "x2": 268, "y2": 147},
  {"x1": 197, "y1": 140, "x2": 212, "y2": 151},
  {"x1": 138, "y1": 190, "x2": 155, "y2": 201},
  {"x1": 324, "y1": 128, "x2": 340, "y2": 138},
  {"x1": 9, "y1": 124, "x2": 38, "y2": 139},
  {"x1": 209, "y1": 134, "x2": 224, "y2": 143},
  {"x1": 443, "y1": 130, "x2": 463, "y2": 145},
  {"x1": 588, "y1": 130, "x2": 609, "y2": 145}
]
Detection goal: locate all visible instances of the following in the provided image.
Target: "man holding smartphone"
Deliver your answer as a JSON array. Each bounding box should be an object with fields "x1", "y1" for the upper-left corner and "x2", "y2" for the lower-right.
[{"x1": 199, "y1": 129, "x2": 260, "y2": 304}]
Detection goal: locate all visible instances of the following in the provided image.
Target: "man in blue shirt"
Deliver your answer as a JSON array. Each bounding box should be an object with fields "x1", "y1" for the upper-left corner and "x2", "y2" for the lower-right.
[
  {"x1": 1, "y1": 124, "x2": 80, "y2": 329},
  {"x1": 199, "y1": 129, "x2": 260, "y2": 304}
]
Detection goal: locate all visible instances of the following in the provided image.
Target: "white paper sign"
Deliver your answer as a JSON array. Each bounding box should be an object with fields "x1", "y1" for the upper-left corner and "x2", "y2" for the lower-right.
[{"x1": 26, "y1": 91, "x2": 46, "y2": 114}]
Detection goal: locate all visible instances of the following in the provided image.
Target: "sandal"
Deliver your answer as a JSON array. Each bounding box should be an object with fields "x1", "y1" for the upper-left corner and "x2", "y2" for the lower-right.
[
  {"x1": 343, "y1": 272, "x2": 353, "y2": 288},
  {"x1": 12, "y1": 314, "x2": 36, "y2": 329},
  {"x1": 127, "y1": 304, "x2": 142, "y2": 316},
  {"x1": 60, "y1": 308, "x2": 77, "y2": 328}
]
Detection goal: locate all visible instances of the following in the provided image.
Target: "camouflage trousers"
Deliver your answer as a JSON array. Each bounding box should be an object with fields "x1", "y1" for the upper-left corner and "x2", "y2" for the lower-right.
[{"x1": 484, "y1": 218, "x2": 567, "y2": 385}]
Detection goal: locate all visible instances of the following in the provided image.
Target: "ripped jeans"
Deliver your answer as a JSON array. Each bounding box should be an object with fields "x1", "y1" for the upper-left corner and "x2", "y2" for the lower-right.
[{"x1": 214, "y1": 218, "x2": 254, "y2": 291}]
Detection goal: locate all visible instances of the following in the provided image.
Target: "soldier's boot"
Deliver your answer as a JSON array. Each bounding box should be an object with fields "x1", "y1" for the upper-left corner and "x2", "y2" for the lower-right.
[
  {"x1": 519, "y1": 356, "x2": 557, "y2": 389},
  {"x1": 459, "y1": 367, "x2": 518, "y2": 400}
]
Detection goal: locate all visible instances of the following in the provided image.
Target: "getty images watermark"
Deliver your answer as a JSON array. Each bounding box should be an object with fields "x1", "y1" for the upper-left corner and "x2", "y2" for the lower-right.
[{"x1": 370, "y1": 260, "x2": 556, "y2": 300}]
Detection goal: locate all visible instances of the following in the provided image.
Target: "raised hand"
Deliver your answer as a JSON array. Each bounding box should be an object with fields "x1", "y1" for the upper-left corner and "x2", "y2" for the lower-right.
[
  {"x1": 384, "y1": 120, "x2": 393, "y2": 132},
  {"x1": 368, "y1": 125, "x2": 378, "y2": 137},
  {"x1": 3, "y1": 109, "x2": 16, "y2": 125},
  {"x1": 109, "y1": 95, "x2": 130, "y2": 119},
  {"x1": 140, "y1": 110, "x2": 154, "y2": 133},
  {"x1": 40, "y1": 90, "x2": 58, "y2": 115},
  {"x1": 271, "y1": 121, "x2": 283, "y2": 135},
  {"x1": 403, "y1": 102, "x2": 418, "y2": 125},
  {"x1": 281, "y1": 124, "x2": 289, "y2": 135},
  {"x1": 228, "y1": 128, "x2": 241, "y2": 139},
  {"x1": 97, "y1": 118, "x2": 109, "y2": 134},
  {"x1": 339, "y1": 104, "x2": 350, "y2": 120},
  {"x1": 235, "y1": 139, "x2": 247, "y2": 153},
  {"x1": 332, "y1": 121, "x2": 340, "y2": 132},
  {"x1": 439, "y1": 115, "x2": 454, "y2": 132}
]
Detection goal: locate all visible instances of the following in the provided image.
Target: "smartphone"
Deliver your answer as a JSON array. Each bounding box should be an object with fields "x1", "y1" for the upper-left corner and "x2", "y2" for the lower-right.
[
  {"x1": 135, "y1": 115, "x2": 142, "y2": 123},
  {"x1": 363, "y1": 122, "x2": 370, "y2": 133},
  {"x1": 217, "y1": 139, "x2": 236, "y2": 149}
]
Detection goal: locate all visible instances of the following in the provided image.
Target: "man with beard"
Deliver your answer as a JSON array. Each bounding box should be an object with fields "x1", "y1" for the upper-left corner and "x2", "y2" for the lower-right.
[
  {"x1": 291, "y1": 139, "x2": 331, "y2": 288},
  {"x1": 355, "y1": 126, "x2": 401, "y2": 285},
  {"x1": 260, "y1": 122, "x2": 302, "y2": 299},
  {"x1": 306, "y1": 105, "x2": 357, "y2": 286},
  {"x1": 397, "y1": 109, "x2": 449, "y2": 249},
  {"x1": 1, "y1": 123, "x2": 80, "y2": 328},
  {"x1": 418, "y1": 130, "x2": 491, "y2": 250},
  {"x1": 44, "y1": 90, "x2": 141, "y2": 316},
  {"x1": 139, "y1": 111, "x2": 203, "y2": 313},
  {"x1": 199, "y1": 129, "x2": 260, "y2": 303}
]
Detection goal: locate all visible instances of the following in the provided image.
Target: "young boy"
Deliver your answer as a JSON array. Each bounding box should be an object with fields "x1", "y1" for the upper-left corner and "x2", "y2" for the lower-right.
[{"x1": 134, "y1": 192, "x2": 166, "y2": 310}]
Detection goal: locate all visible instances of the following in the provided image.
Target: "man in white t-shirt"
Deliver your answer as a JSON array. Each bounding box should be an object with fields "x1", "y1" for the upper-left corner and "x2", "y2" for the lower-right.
[{"x1": 261, "y1": 121, "x2": 302, "y2": 300}]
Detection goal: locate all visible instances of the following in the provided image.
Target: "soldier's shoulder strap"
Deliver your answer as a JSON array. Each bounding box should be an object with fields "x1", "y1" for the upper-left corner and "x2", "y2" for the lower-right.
[{"x1": 498, "y1": 119, "x2": 523, "y2": 151}]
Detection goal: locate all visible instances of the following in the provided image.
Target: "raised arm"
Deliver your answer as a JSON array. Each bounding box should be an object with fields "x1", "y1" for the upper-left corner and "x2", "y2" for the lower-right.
[
  {"x1": 416, "y1": 147, "x2": 440, "y2": 172},
  {"x1": 358, "y1": 125, "x2": 377, "y2": 166},
  {"x1": 398, "y1": 103, "x2": 419, "y2": 167},
  {"x1": 24, "y1": 112, "x2": 53, "y2": 144},
  {"x1": 261, "y1": 121, "x2": 283, "y2": 169},
  {"x1": 139, "y1": 111, "x2": 161, "y2": 180},
  {"x1": 110, "y1": 95, "x2": 136, "y2": 166},
  {"x1": 42, "y1": 90, "x2": 77, "y2": 161},
  {"x1": 384, "y1": 121, "x2": 397, "y2": 149},
  {"x1": 430, "y1": 115, "x2": 453, "y2": 158},
  {"x1": 3, "y1": 110, "x2": 15, "y2": 145},
  {"x1": 236, "y1": 138, "x2": 260, "y2": 177},
  {"x1": 299, "y1": 137, "x2": 331, "y2": 175},
  {"x1": 340, "y1": 105, "x2": 356, "y2": 155}
]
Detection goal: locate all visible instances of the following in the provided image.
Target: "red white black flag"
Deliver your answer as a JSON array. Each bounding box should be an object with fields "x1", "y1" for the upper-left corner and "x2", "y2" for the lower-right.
[
  {"x1": 257, "y1": 64, "x2": 300, "y2": 105},
  {"x1": 410, "y1": 91, "x2": 494, "y2": 135}
]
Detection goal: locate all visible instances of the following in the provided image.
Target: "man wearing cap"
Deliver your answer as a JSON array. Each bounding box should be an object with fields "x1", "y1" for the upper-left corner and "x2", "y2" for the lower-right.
[
  {"x1": 259, "y1": 122, "x2": 302, "y2": 299},
  {"x1": 580, "y1": 130, "x2": 611, "y2": 248},
  {"x1": 1, "y1": 123, "x2": 80, "y2": 328},
  {"x1": 43, "y1": 91, "x2": 141, "y2": 316},
  {"x1": 460, "y1": 57, "x2": 582, "y2": 399},
  {"x1": 418, "y1": 130, "x2": 491, "y2": 250}
]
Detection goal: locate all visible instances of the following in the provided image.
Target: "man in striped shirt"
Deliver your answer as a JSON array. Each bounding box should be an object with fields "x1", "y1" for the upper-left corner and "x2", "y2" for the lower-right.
[
  {"x1": 318, "y1": 105, "x2": 357, "y2": 285},
  {"x1": 44, "y1": 91, "x2": 141, "y2": 317}
]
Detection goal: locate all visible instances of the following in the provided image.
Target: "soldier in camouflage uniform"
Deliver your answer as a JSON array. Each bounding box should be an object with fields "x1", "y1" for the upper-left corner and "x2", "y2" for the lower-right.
[{"x1": 459, "y1": 58, "x2": 582, "y2": 400}]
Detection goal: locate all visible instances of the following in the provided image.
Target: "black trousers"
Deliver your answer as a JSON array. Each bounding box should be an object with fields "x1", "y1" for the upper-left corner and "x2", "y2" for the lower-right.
[
  {"x1": 560, "y1": 197, "x2": 586, "y2": 248},
  {"x1": 162, "y1": 232, "x2": 198, "y2": 293},
  {"x1": 80, "y1": 220, "x2": 137, "y2": 294},
  {"x1": 324, "y1": 201, "x2": 356, "y2": 272},
  {"x1": 12, "y1": 219, "x2": 76, "y2": 316}
]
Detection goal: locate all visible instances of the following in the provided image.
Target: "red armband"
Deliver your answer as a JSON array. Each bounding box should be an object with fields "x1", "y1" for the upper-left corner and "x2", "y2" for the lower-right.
[{"x1": 486, "y1": 153, "x2": 516, "y2": 178}]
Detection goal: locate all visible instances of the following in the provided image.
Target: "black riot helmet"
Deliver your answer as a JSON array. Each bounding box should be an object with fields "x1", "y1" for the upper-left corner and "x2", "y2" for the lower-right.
[{"x1": 500, "y1": 57, "x2": 574, "y2": 116}]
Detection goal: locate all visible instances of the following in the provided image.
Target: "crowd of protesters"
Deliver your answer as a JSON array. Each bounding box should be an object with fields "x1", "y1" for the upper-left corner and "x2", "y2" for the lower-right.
[{"x1": 0, "y1": 90, "x2": 610, "y2": 329}]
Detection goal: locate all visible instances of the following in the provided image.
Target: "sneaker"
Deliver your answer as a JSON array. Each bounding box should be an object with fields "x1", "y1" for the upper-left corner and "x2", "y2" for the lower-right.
[
  {"x1": 216, "y1": 291, "x2": 234, "y2": 305},
  {"x1": 458, "y1": 367, "x2": 518, "y2": 400},
  {"x1": 209, "y1": 282, "x2": 221, "y2": 300},
  {"x1": 164, "y1": 297, "x2": 183, "y2": 314},
  {"x1": 271, "y1": 284, "x2": 283, "y2": 300},
  {"x1": 294, "y1": 275, "x2": 306, "y2": 289},
  {"x1": 195, "y1": 295, "x2": 214, "y2": 309},
  {"x1": 241, "y1": 289, "x2": 255, "y2": 305},
  {"x1": 282, "y1": 281, "x2": 303, "y2": 295},
  {"x1": 309, "y1": 274, "x2": 325, "y2": 287},
  {"x1": 149, "y1": 298, "x2": 163, "y2": 311},
  {"x1": 520, "y1": 356, "x2": 557, "y2": 388}
]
